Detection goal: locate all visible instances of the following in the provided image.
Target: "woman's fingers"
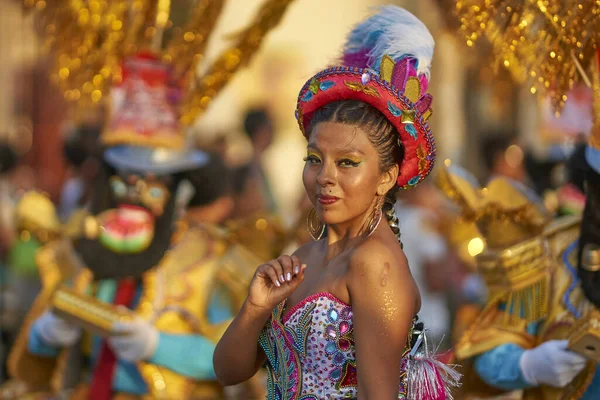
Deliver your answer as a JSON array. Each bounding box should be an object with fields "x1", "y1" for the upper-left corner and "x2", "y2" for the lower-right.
[
  {"x1": 258, "y1": 257, "x2": 307, "y2": 290},
  {"x1": 258, "y1": 264, "x2": 281, "y2": 288},
  {"x1": 267, "y1": 260, "x2": 285, "y2": 284},
  {"x1": 291, "y1": 255, "x2": 301, "y2": 275},
  {"x1": 278, "y1": 256, "x2": 295, "y2": 282},
  {"x1": 288, "y1": 264, "x2": 308, "y2": 289}
]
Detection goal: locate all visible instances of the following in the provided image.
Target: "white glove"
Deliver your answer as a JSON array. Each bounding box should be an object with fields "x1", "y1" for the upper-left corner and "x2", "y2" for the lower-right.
[
  {"x1": 108, "y1": 316, "x2": 159, "y2": 362},
  {"x1": 519, "y1": 340, "x2": 587, "y2": 388},
  {"x1": 33, "y1": 311, "x2": 82, "y2": 347}
]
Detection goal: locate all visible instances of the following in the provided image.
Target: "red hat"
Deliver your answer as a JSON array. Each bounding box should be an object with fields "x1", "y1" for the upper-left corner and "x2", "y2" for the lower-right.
[{"x1": 296, "y1": 6, "x2": 436, "y2": 189}]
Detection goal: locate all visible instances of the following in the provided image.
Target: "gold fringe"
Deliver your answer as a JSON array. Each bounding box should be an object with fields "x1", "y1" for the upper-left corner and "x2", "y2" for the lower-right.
[
  {"x1": 503, "y1": 271, "x2": 550, "y2": 326},
  {"x1": 451, "y1": 0, "x2": 600, "y2": 114},
  {"x1": 180, "y1": 0, "x2": 298, "y2": 125},
  {"x1": 165, "y1": 0, "x2": 226, "y2": 80}
]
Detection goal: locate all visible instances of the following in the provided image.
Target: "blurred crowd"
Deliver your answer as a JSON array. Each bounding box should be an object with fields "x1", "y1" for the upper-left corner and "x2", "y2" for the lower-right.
[{"x1": 0, "y1": 98, "x2": 587, "y2": 382}]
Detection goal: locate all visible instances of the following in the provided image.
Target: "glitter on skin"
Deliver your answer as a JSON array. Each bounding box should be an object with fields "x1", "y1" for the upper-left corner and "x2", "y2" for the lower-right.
[{"x1": 380, "y1": 262, "x2": 398, "y2": 323}]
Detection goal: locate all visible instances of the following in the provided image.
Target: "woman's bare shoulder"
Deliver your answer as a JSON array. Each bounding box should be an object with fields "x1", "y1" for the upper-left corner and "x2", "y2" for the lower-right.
[
  {"x1": 290, "y1": 240, "x2": 320, "y2": 260},
  {"x1": 347, "y1": 237, "x2": 420, "y2": 311},
  {"x1": 349, "y1": 236, "x2": 408, "y2": 273}
]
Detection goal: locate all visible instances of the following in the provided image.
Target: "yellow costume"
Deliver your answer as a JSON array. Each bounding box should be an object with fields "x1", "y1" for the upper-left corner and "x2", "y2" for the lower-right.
[{"x1": 2, "y1": 213, "x2": 265, "y2": 400}]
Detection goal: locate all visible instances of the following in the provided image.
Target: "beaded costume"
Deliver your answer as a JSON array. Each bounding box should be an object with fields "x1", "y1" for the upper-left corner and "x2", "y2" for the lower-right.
[{"x1": 259, "y1": 293, "x2": 413, "y2": 399}]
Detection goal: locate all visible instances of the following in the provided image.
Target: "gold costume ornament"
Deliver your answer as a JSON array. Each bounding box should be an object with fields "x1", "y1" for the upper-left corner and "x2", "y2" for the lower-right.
[
  {"x1": 439, "y1": 165, "x2": 600, "y2": 399},
  {"x1": 451, "y1": 0, "x2": 600, "y2": 113},
  {"x1": 22, "y1": 0, "x2": 297, "y2": 124}
]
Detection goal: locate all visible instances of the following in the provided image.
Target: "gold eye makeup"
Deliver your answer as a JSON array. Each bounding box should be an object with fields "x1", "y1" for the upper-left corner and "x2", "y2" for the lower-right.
[
  {"x1": 337, "y1": 157, "x2": 362, "y2": 167},
  {"x1": 303, "y1": 152, "x2": 321, "y2": 164}
]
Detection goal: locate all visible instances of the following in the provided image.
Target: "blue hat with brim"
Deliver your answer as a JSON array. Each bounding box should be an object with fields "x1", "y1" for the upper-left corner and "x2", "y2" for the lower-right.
[
  {"x1": 104, "y1": 145, "x2": 209, "y2": 175},
  {"x1": 586, "y1": 145, "x2": 600, "y2": 175}
]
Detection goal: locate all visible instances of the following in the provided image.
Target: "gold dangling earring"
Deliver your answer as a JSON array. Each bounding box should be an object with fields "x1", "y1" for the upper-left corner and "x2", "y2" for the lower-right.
[
  {"x1": 366, "y1": 197, "x2": 384, "y2": 237},
  {"x1": 366, "y1": 208, "x2": 382, "y2": 237},
  {"x1": 306, "y1": 207, "x2": 325, "y2": 241}
]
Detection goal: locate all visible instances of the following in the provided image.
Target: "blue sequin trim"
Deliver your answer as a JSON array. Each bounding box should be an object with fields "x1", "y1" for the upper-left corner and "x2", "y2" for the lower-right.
[
  {"x1": 408, "y1": 175, "x2": 422, "y2": 186},
  {"x1": 562, "y1": 240, "x2": 581, "y2": 318},
  {"x1": 405, "y1": 124, "x2": 418, "y2": 140}
]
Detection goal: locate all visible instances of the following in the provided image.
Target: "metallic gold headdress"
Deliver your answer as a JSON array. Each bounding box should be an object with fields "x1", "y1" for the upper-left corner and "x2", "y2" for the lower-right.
[
  {"x1": 439, "y1": 165, "x2": 555, "y2": 325},
  {"x1": 438, "y1": 165, "x2": 550, "y2": 249},
  {"x1": 23, "y1": 0, "x2": 295, "y2": 125}
]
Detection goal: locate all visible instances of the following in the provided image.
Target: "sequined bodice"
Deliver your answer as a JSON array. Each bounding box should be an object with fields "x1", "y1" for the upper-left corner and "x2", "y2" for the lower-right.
[{"x1": 258, "y1": 292, "x2": 409, "y2": 399}]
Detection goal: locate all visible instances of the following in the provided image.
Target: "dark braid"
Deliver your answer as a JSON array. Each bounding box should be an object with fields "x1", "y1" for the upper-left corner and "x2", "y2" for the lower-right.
[
  {"x1": 384, "y1": 186, "x2": 402, "y2": 247},
  {"x1": 309, "y1": 100, "x2": 404, "y2": 242}
]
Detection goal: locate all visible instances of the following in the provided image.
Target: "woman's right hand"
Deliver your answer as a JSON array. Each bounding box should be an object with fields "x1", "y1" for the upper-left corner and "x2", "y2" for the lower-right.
[{"x1": 247, "y1": 255, "x2": 307, "y2": 313}]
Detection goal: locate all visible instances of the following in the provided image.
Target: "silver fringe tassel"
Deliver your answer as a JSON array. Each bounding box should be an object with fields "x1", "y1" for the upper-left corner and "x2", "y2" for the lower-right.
[{"x1": 406, "y1": 330, "x2": 462, "y2": 400}]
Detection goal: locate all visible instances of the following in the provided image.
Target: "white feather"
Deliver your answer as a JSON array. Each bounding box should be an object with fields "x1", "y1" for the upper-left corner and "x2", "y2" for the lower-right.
[{"x1": 348, "y1": 6, "x2": 435, "y2": 78}]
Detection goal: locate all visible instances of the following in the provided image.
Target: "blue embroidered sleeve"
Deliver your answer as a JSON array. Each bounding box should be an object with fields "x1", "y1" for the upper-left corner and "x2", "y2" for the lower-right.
[
  {"x1": 149, "y1": 290, "x2": 233, "y2": 379},
  {"x1": 149, "y1": 333, "x2": 218, "y2": 379},
  {"x1": 474, "y1": 344, "x2": 534, "y2": 391},
  {"x1": 473, "y1": 318, "x2": 542, "y2": 391},
  {"x1": 28, "y1": 323, "x2": 60, "y2": 358}
]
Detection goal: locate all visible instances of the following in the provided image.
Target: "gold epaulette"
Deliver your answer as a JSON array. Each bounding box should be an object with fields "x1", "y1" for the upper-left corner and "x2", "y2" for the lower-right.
[
  {"x1": 61, "y1": 209, "x2": 91, "y2": 240},
  {"x1": 35, "y1": 240, "x2": 82, "y2": 289},
  {"x1": 478, "y1": 235, "x2": 549, "y2": 292},
  {"x1": 456, "y1": 216, "x2": 582, "y2": 362},
  {"x1": 217, "y1": 241, "x2": 263, "y2": 311}
]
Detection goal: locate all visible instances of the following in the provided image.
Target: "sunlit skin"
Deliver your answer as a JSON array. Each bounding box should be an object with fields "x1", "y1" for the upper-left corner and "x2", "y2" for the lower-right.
[{"x1": 303, "y1": 121, "x2": 398, "y2": 243}]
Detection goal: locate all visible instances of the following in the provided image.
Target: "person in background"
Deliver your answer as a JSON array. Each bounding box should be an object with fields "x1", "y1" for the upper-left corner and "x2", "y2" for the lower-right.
[
  {"x1": 0, "y1": 142, "x2": 18, "y2": 383},
  {"x1": 0, "y1": 144, "x2": 19, "y2": 258},
  {"x1": 481, "y1": 132, "x2": 528, "y2": 184},
  {"x1": 554, "y1": 142, "x2": 588, "y2": 216},
  {"x1": 232, "y1": 108, "x2": 277, "y2": 218},
  {"x1": 59, "y1": 124, "x2": 101, "y2": 221},
  {"x1": 395, "y1": 182, "x2": 453, "y2": 349},
  {"x1": 185, "y1": 153, "x2": 235, "y2": 226}
]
